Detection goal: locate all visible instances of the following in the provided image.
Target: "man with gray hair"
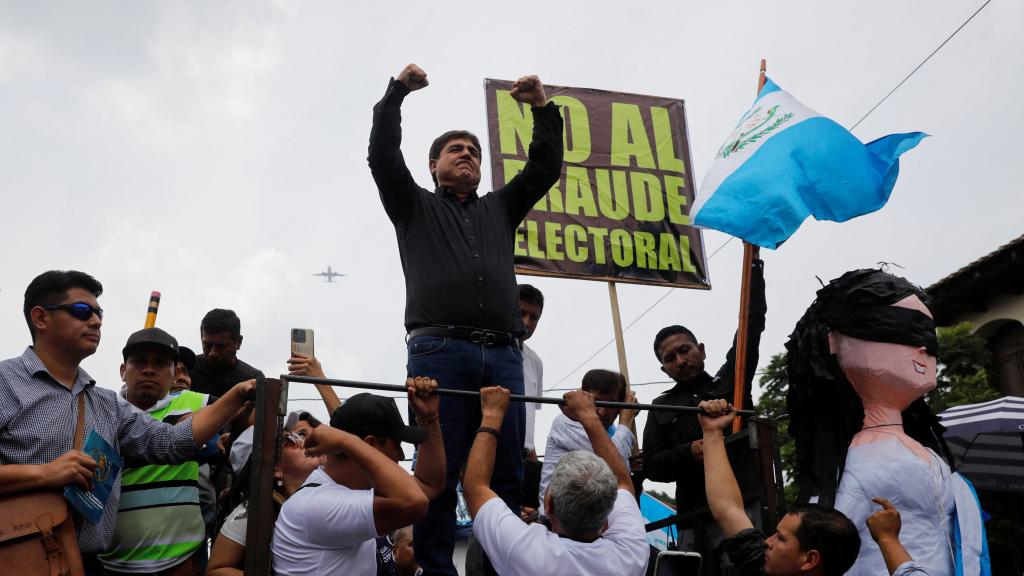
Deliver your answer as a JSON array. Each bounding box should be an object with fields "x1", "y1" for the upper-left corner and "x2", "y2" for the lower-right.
[{"x1": 463, "y1": 387, "x2": 649, "y2": 576}]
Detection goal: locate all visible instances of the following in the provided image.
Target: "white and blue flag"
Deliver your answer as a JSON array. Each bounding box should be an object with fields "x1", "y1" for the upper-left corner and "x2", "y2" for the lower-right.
[{"x1": 692, "y1": 78, "x2": 927, "y2": 249}]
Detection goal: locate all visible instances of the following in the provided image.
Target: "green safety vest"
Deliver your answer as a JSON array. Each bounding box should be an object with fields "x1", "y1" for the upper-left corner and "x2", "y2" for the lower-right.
[{"x1": 99, "y1": 391, "x2": 209, "y2": 572}]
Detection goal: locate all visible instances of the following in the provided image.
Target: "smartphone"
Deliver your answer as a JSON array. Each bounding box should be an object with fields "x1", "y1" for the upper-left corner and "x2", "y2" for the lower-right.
[
  {"x1": 290, "y1": 328, "x2": 315, "y2": 357},
  {"x1": 653, "y1": 550, "x2": 702, "y2": 576}
]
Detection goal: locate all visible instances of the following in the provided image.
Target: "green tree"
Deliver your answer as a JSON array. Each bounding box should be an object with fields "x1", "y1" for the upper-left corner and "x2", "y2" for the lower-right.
[
  {"x1": 647, "y1": 489, "x2": 676, "y2": 507},
  {"x1": 753, "y1": 353, "x2": 798, "y2": 505},
  {"x1": 928, "y1": 322, "x2": 1000, "y2": 413}
]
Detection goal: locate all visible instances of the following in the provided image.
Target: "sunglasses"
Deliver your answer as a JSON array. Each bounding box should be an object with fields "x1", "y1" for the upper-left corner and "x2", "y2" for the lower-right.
[
  {"x1": 283, "y1": 431, "x2": 305, "y2": 447},
  {"x1": 42, "y1": 302, "x2": 104, "y2": 321}
]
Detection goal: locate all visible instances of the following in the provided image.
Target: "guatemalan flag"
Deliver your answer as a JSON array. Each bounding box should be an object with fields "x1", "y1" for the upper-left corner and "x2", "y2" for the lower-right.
[{"x1": 691, "y1": 78, "x2": 928, "y2": 249}]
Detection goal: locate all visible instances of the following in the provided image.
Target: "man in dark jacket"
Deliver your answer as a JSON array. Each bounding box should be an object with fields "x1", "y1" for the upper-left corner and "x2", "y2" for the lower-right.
[
  {"x1": 189, "y1": 308, "x2": 264, "y2": 398},
  {"x1": 642, "y1": 258, "x2": 766, "y2": 575}
]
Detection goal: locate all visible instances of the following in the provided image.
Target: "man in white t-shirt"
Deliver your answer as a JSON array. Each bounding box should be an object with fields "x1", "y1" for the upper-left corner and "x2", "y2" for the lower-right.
[
  {"x1": 538, "y1": 368, "x2": 637, "y2": 517},
  {"x1": 518, "y1": 284, "x2": 545, "y2": 460},
  {"x1": 463, "y1": 387, "x2": 649, "y2": 576},
  {"x1": 272, "y1": 378, "x2": 447, "y2": 576}
]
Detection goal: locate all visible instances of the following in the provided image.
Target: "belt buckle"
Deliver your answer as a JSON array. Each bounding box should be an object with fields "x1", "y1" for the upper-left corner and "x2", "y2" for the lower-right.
[{"x1": 471, "y1": 330, "x2": 497, "y2": 346}]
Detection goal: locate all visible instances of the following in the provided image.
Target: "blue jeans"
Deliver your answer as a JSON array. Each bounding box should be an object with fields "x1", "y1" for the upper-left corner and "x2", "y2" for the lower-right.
[{"x1": 407, "y1": 336, "x2": 525, "y2": 576}]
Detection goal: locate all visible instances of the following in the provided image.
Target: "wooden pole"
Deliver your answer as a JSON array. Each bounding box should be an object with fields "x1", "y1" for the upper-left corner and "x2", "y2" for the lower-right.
[
  {"x1": 607, "y1": 282, "x2": 639, "y2": 442},
  {"x1": 732, "y1": 59, "x2": 767, "y2": 433},
  {"x1": 244, "y1": 377, "x2": 286, "y2": 576},
  {"x1": 607, "y1": 282, "x2": 631, "y2": 386}
]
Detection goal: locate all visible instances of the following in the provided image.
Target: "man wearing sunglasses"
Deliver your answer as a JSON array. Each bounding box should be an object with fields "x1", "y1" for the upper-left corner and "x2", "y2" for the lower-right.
[{"x1": 0, "y1": 270, "x2": 259, "y2": 576}]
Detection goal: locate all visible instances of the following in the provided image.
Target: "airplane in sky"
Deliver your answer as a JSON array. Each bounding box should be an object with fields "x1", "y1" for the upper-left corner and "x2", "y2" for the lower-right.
[{"x1": 313, "y1": 266, "x2": 346, "y2": 283}]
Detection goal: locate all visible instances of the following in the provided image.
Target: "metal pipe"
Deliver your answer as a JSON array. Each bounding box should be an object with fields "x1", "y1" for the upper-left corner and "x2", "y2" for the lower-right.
[{"x1": 282, "y1": 375, "x2": 755, "y2": 416}]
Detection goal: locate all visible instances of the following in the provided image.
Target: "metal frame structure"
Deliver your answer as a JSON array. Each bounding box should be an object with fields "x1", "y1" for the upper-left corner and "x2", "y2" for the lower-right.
[{"x1": 241, "y1": 375, "x2": 764, "y2": 575}]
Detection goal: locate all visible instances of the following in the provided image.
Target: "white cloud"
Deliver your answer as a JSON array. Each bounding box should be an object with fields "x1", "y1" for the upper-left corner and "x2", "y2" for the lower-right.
[{"x1": 0, "y1": 0, "x2": 1021, "y2": 470}]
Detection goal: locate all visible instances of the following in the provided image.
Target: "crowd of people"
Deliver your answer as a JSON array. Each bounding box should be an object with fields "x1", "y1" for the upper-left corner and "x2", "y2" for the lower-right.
[{"x1": 1, "y1": 61, "x2": 949, "y2": 576}]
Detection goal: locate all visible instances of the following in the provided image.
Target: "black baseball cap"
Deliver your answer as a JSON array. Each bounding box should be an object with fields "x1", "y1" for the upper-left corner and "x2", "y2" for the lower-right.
[
  {"x1": 122, "y1": 327, "x2": 179, "y2": 361},
  {"x1": 177, "y1": 346, "x2": 197, "y2": 372},
  {"x1": 330, "y1": 393, "x2": 427, "y2": 445}
]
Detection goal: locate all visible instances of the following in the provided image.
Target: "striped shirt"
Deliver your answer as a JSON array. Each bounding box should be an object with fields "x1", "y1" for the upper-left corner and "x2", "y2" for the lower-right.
[
  {"x1": 100, "y1": 391, "x2": 210, "y2": 572},
  {"x1": 0, "y1": 347, "x2": 198, "y2": 554}
]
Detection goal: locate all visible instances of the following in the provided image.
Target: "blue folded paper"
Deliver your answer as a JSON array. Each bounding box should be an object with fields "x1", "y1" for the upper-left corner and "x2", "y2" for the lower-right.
[{"x1": 64, "y1": 430, "x2": 122, "y2": 524}]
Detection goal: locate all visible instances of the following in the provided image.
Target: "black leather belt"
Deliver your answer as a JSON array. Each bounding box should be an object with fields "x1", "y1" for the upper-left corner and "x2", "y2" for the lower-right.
[{"x1": 408, "y1": 326, "x2": 520, "y2": 348}]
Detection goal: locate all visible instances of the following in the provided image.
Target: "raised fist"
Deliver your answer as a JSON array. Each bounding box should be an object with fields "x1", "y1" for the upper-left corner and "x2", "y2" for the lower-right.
[
  {"x1": 397, "y1": 63, "x2": 429, "y2": 91},
  {"x1": 510, "y1": 75, "x2": 546, "y2": 107}
]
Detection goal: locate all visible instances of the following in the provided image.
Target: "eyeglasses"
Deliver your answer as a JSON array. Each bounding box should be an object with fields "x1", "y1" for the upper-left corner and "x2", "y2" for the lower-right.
[{"x1": 42, "y1": 302, "x2": 104, "y2": 321}]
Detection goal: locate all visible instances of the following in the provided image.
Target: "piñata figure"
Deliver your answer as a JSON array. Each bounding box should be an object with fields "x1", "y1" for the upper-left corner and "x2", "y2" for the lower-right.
[{"x1": 786, "y1": 269, "x2": 989, "y2": 576}]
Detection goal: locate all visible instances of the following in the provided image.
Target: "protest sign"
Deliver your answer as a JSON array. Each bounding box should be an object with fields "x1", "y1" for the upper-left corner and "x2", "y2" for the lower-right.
[{"x1": 485, "y1": 80, "x2": 710, "y2": 288}]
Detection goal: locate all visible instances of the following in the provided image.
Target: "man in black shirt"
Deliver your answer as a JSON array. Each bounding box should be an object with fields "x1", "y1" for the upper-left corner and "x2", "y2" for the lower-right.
[
  {"x1": 642, "y1": 258, "x2": 766, "y2": 574},
  {"x1": 189, "y1": 308, "x2": 264, "y2": 398},
  {"x1": 368, "y1": 63, "x2": 563, "y2": 576},
  {"x1": 697, "y1": 399, "x2": 861, "y2": 576}
]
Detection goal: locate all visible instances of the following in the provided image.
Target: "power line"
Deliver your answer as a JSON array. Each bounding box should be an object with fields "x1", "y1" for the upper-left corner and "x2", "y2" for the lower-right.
[
  {"x1": 545, "y1": 236, "x2": 735, "y2": 391},
  {"x1": 849, "y1": 0, "x2": 993, "y2": 131},
  {"x1": 546, "y1": 3, "x2": 994, "y2": 389}
]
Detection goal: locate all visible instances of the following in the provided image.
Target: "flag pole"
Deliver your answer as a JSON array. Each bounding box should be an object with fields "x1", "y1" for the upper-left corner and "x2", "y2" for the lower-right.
[
  {"x1": 607, "y1": 282, "x2": 638, "y2": 440},
  {"x1": 731, "y1": 60, "x2": 766, "y2": 433}
]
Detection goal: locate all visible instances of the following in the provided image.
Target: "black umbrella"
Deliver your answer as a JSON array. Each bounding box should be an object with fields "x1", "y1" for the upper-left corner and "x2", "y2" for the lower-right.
[{"x1": 938, "y1": 396, "x2": 1024, "y2": 493}]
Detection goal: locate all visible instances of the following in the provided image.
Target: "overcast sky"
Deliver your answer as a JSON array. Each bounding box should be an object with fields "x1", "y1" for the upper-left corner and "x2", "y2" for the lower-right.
[{"x1": 2, "y1": 1, "x2": 1021, "y2": 489}]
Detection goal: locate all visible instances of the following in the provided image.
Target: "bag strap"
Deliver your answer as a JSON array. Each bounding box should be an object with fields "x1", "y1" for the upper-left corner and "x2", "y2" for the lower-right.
[
  {"x1": 69, "y1": 391, "x2": 87, "y2": 536},
  {"x1": 73, "y1": 392, "x2": 86, "y2": 451},
  {"x1": 35, "y1": 512, "x2": 69, "y2": 576}
]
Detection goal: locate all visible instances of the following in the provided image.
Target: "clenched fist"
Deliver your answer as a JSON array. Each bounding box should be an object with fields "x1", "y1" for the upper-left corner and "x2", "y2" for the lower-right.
[
  {"x1": 510, "y1": 75, "x2": 546, "y2": 108},
  {"x1": 397, "y1": 63, "x2": 429, "y2": 91}
]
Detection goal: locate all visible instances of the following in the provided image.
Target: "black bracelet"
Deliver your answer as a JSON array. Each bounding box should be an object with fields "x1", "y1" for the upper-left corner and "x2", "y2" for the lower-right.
[{"x1": 477, "y1": 426, "x2": 501, "y2": 440}]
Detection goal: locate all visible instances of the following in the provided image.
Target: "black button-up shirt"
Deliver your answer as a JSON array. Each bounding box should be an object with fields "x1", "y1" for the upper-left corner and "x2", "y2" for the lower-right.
[{"x1": 368, "y1": 79, "x2": 564, "y2": 333}]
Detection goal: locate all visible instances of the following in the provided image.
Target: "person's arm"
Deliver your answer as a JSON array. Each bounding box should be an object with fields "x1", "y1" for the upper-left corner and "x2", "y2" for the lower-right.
[
  {"x1": 867, "y1": 497, "x2": 920, "y2": 575},
  {"x1": 116, "y1": 382, "x2": 253, "y2": 465},
  {"x1": 464, "y1": 386, "x2": 510, "y2": 518},
  {"x1": 611, "y1": 423, "x2": 637, "y2": 471},
  {"x1": 207, "y1": 532, "x2": 245, "y2": 576},
  {"x1": 496, "y1": 75, "x2": 564, "y2": 225},
  {"x1": 302, "y1": 422, "x2": 428, "y2": 534},
  {"x1": 562, "y1": 390, "x2": 634, "y2": 494},
  {"x1": 190, "y1": 380, "x2": 257, "y2": 445},
  {"x1": 536, "y1": 418, "x2": 566, "y2": 512},
  {"x1": 288, "y1": 353, "x2": 342, "y2": 415},
  {"x1": 0, "y1": 450, "x2": 97, "y2": 495},
  {"x1": 618, "y1": 390, "x2": 639, "y2": 431},
  {"x1": 713, "y1": 257, "x2": 765, "y2": 410},
  {"x1": 698, "y1": 399, "x2": 753, "y2": 538},
  {"x1": 368, "y1": 63, "x2": 427, "y2": 224},
  {"x1": 406, "y1": 377, "x2": 445, "y2": 500}
]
